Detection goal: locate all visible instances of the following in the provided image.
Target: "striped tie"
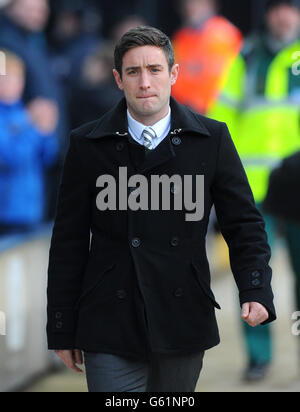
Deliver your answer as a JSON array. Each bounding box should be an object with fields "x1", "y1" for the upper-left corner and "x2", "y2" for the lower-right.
[{"x1": 142, "y1": 127, "x2": 156, "y2": 150}]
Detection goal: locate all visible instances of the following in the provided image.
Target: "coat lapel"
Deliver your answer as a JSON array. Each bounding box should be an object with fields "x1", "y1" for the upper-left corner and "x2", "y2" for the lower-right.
[{"x1": 85, "y1": 97, "x2": 211, "y2": 174}]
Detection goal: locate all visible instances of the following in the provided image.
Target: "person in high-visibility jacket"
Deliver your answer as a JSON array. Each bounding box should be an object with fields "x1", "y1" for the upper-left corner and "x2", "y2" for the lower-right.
[
  {"x1": 172, "y1": 0, "x2": 243, "y2": 274},
  {"x1": 209, "y1": 0, "x2": 300, "y2": 381},
  {"x1": 172, "y1": 0, "x2": 243, "y2": 115}
]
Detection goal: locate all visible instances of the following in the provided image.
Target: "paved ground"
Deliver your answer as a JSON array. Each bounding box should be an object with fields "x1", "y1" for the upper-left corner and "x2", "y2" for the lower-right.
[{"x1": 24, "y1": 242, "x2": 300, "y2": 392}]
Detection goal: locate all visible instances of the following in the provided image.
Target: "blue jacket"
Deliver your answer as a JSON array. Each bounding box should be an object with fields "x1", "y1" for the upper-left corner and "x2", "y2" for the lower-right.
[
  {"x1": 0, "y1": 101, "x2": 58, "y2": 225},
  {"x1": 0, "y1": 13, "x2": 69, "y2": 153}
]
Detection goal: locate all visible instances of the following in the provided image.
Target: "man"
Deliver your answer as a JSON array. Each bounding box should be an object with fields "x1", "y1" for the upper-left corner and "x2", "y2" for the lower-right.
[
  {"x1": 172, "y1": 0, "x2": 243, "y2": 115},
  {"x1": 0, "y1": 0, "x2": 59, "y2": 129},
  {"x1": 47, "y1": 26, "x2": 276, "y2": 392},
  {"x1": 209, "y1": 0, "x2": 300, "y2": 381},
  {"x1": 0, "y1": 0, "x2": 69, "y2": 221}
]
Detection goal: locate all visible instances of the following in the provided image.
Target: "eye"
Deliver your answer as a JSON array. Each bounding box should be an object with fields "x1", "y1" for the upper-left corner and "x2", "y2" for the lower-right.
[{"x1": 127, "y1": 69, "x2": 137, "y2": 75}]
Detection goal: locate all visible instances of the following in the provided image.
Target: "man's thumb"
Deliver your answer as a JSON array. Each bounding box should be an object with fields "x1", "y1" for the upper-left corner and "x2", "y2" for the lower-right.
[{"x1": 241, "y1": 303, "x2": 250, "y2": 319}]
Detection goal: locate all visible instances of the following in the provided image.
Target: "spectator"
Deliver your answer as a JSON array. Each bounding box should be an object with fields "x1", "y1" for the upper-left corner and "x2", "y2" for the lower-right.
[
  {"x1": 0, "y1": 0, "x2": 67, "y2": 221},
  {"x1": 0, "y1": 0, "x2": 59, "y2": 110},
  {"x1": 48, "y1": 0, "x2": 101, "y2": 93},
  {"x1": 0, "y1": 50, "x2": 58, "y2": 235},
  {"x1": 210, "y1": 0, "x2": 300, "y2": 381},
  {"x1": 263, "y1": 150, "x2": 300, "y2": 358},
  {"x1": 171, "y1": 0, "x2": 243, "y2": 115},
  {"x1": 69, "y1": 41, "x2": 123, "y2": 129}
]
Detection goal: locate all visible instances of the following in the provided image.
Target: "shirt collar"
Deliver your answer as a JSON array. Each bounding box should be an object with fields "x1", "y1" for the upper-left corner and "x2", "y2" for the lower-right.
[{"x1": 127, "y1": 107, "x2": 171, "y2": 141}]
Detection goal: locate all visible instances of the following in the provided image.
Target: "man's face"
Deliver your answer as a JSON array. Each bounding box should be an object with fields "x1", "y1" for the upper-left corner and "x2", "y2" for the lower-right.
[
  {"x1": 266, "y1": 4, "x2": 300, "y2": 42},
  {"x1": 10, "y1": 0, "x2": 49, "y2": 32},
  {"x1": 113, "y1": 46, "x2": 179, "y2": 126}
]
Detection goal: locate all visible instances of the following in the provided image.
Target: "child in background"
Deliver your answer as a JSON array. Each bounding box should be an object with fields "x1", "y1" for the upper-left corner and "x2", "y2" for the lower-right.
[{"x1": 0, "y1": 50, "x2": 59, "y2": 235}]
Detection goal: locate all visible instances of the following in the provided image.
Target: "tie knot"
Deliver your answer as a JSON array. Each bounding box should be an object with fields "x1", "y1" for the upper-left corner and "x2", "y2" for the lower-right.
[{"x1": 142, "y1": 127, "x2": 156, "y2": 150}]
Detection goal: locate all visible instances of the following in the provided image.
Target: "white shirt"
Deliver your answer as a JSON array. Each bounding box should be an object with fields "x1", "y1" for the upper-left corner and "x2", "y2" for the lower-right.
[{"x1": 127, "y1": 107, "x2": 171, "y2": 150}]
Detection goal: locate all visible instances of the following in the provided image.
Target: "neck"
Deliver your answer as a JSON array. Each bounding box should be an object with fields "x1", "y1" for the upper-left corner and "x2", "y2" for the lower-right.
[{"x1": 127, "y1": 105, "x2": 170, "y2": 127}]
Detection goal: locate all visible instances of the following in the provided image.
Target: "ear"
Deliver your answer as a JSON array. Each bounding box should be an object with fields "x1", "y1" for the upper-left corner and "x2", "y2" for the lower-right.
[
  {"x1": 170, "y1": 64, "x2": 179, "y2": 86},
  {"x1": 113, "y1": 69, "x2": 124, "y2": 91}
]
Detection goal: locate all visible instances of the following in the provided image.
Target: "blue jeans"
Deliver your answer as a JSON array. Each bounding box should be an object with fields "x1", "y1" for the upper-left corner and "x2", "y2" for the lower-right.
[{"x1": 84, "y1": 351, "x2": 205, "y2": 392}]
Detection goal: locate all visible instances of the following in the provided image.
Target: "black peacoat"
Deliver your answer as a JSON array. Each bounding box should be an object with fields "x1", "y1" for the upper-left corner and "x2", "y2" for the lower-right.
[{"x1": 47, "y1": 97, "x2": 276, "y2": 359}]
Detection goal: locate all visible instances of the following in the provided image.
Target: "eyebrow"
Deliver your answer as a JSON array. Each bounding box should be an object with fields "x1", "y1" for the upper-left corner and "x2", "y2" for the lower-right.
[{"x1": 125, "y1": 64, "x2": 164, "y2": 72}]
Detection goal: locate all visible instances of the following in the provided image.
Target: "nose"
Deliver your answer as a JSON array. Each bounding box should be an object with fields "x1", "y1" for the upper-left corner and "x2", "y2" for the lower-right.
[{"x1": 139, "y1": 72, "x2": 151, "y2": 89}]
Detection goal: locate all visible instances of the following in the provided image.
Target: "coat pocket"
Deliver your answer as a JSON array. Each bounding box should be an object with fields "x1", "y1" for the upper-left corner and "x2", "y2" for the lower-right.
[
  {"x1": 191, "y1": 261, "x2": 221, "y2": 310},
  {"x1": 76, "y1": 262, "x2": 116, "y2": 308}
]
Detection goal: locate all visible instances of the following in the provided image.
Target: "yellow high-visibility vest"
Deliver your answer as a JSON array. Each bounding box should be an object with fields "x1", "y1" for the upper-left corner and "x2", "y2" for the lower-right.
[{"x1": 209, "y1": 40, "x2": 300, "y2": 203}]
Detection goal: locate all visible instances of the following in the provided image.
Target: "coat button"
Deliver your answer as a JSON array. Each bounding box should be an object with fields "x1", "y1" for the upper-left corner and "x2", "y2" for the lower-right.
[
  {"x1": 56, "y1": 321, "x2": 63, "y2": 329},
  {"x1": 132, "y1": 238, "x2": 141, "y2": 248},
  {"x1": 251, "y1": 271, "x2": 261, "y2": 278},
  {"x1": 116, "y1": 142, "x2": 125, "y2": 151},
  {"x1": 170, "y1": 236, "x2": 180, "y2": 247},
  {"x1": 252, "y1": 279, "x2": 261, "y2": 287},
  {"x1": 116, "y1": 289, "x2": 127, "y2": 299},
  {"x1": 172, "y1": 137, "x2": 182, "y2": 146},
  {"x1": 174, "y1": 288, "x2": 184, "y2": 297},
  {"x1": 55, "y1": 312, "x2": 62, "y2": 319}
]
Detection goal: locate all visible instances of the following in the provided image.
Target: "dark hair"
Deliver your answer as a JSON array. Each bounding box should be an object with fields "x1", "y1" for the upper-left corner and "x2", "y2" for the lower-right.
[
  {"x1": 114, "y1": 26, "x2": 175, "y2": 77},
  {"x1": 266, "y1": 0, "x2": 300, "y2": 11}
]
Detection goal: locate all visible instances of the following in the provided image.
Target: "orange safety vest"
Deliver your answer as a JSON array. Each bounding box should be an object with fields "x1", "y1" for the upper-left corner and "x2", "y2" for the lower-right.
[{"x1": 172, "y1": 16, "x2": 243, "y2": 114}]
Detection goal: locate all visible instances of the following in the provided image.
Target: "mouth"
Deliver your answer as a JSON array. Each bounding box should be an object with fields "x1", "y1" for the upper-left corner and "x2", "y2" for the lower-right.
[{"x1": 137, "y1": 95, "x2": 156, "y2": 99}]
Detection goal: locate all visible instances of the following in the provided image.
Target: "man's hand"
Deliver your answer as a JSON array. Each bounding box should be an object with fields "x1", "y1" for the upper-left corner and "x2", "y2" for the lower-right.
[
  {"x1": 241, "y1": 302, "x2": 269, "y2": 327},
  {"x1": 54, "y1": 349, "x2": 83, "y2": 373}
]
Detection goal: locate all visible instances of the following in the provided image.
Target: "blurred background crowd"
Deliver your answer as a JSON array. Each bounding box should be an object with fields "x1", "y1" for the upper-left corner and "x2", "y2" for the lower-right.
[{"x1": 0, "y1": 0, "x2": 299, "y2": 391}]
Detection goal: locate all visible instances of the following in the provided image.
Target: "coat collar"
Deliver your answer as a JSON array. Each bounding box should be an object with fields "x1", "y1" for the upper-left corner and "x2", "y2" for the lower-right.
[{"x1": 86, "y1": 97, "x2": 211, "y2": 139}]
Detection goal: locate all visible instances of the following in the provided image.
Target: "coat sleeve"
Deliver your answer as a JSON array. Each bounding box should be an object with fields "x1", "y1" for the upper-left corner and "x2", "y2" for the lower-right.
[
  {"x1": 211, "y1": 122, "x2": 276, "y2": 324},
  {"x1": 47, "y1": 132, "x2": 91, "y2": 349}
]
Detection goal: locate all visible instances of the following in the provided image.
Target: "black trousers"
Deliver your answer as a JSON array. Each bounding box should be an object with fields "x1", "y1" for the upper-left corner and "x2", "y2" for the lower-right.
[{"x1": 84, "y1": 350, "x2": 205, "y2": 392}]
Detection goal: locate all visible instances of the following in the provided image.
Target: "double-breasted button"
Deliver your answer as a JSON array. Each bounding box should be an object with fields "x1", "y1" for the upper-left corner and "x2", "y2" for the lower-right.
[
  {"x1": 251, "y1": 271, "x2": 261, "y2": 278},
  {"x1": 252, "y1": 279, "x2": 261, "y2": 287},
  {"x1": 172, "y1": 137, "x2": 182, "y2": 146},
  {"x1": 174, "y1": 288, "x2": 184, "y2": 297},
  {"x1": 132, "y1": 238, "x2": 141, "y2": 248},
  {"x1": 116, "y1": 142, "x2": 125, "y2": 151},
  {"x1": 116, "y1": 289, "x2": 127, "y2": 299},
  {"x1": 170, "y1": 236, "x2": 180, "y2": 247}
]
